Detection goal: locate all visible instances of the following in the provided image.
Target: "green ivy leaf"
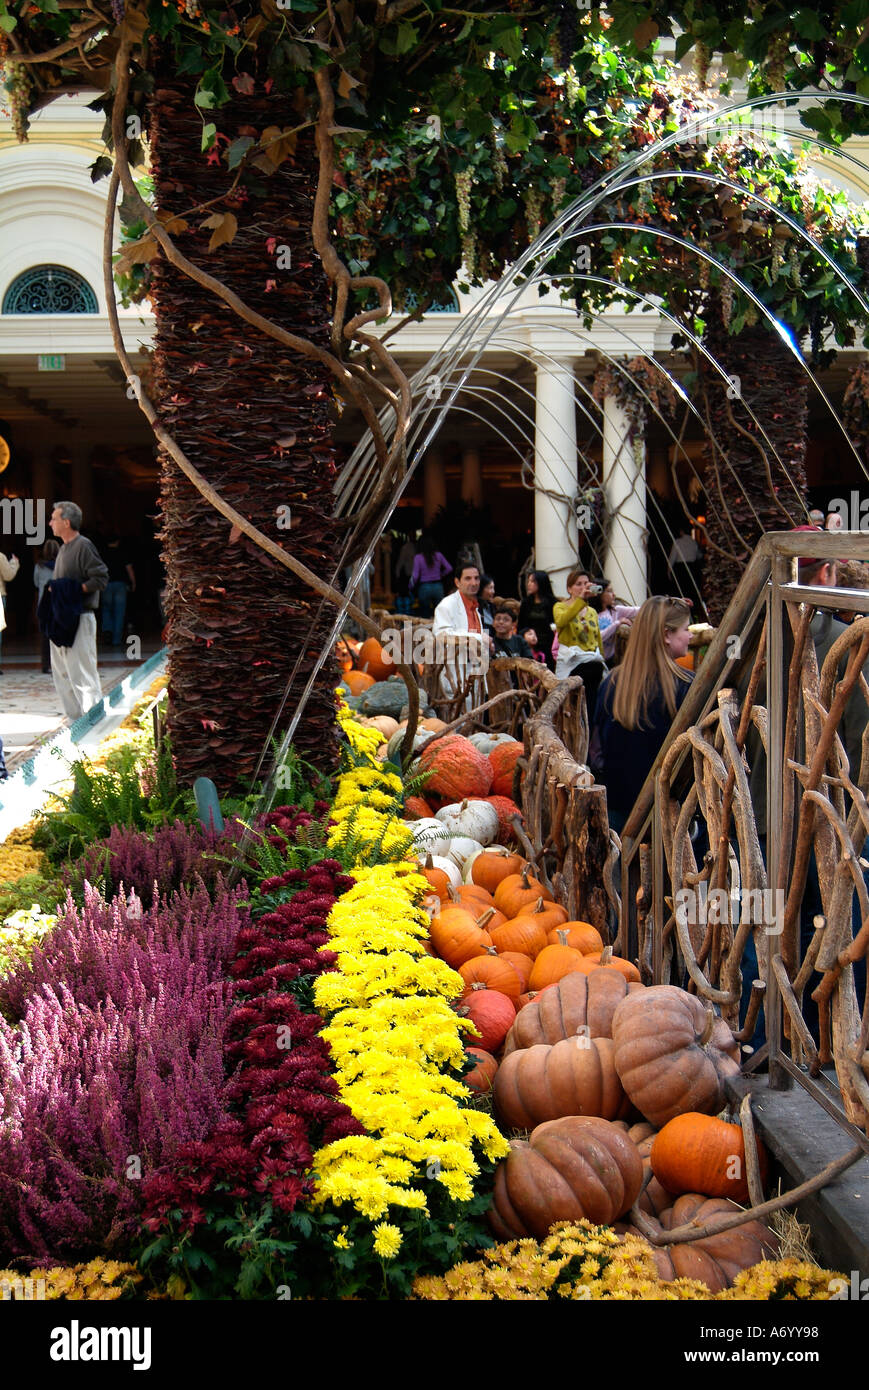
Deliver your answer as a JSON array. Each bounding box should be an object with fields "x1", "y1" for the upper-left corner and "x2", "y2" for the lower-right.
[{"x1": 201, "y1": 122, "x2": 217, "y2": 152}]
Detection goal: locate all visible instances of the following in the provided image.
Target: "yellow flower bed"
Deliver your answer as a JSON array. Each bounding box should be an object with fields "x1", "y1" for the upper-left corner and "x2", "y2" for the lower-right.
[
  {"x1": 311, "y1": 706, "x2": 509, "y2": 1233},
  {"x1": 0, "y1": 1259, "x2": 142, "y2": 1300},
  {"x1": 0, "y1": 824, "x2": 46, "y2": 883},
  {"x1": 412, "y1": 1222, "x2": 843, "y2": 1301}
]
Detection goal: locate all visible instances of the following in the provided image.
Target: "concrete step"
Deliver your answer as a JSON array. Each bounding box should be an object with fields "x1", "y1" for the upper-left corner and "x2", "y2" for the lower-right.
[{"x1": 727, "y1": 1075, "x2": 869, "y2": 1277}]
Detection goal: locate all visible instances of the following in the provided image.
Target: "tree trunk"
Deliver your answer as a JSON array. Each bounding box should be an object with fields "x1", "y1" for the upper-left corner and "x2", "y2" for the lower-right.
[
  {"x1": 699, "y1": 302, "x2": 808, "y2": 624},
  {"x1": 146, "y1": 62, "x2": 340, "y2": 792}
]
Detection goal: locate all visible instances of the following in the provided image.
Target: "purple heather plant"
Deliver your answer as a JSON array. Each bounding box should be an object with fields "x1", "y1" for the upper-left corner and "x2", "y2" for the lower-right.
[
  {"x1": 63, "y1": 818, "x2": 245, "y2": 909},
  {"x1": 0, "y1": 881, "x2": 249, "y2": 1265}
]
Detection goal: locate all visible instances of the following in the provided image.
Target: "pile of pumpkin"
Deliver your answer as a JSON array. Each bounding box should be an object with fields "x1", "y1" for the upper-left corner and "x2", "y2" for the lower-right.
[{"x1": 421, "y1": 845, "x2": 779, "y2": 1293}]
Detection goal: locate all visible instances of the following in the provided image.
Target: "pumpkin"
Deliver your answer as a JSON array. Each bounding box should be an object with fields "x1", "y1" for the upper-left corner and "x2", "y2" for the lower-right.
[
  {"x1": 429, "y1": 907, "x2": 494, "y2": 969},
  {"x1": 489, "y1": 741, "x2": 525, "y2": 797},
  {"x1": 458, "y1": 989, "x2": 515, "y2": 1053},
  {"x1": 482, "y1": 795, "x2": 523, "y2": 844},
  {"x1": 464, "y1": 1048, "x2": 499, "y2": 1095},
  {"x1": 445, "y1": 883, "x2": 498, "y2": 913},
  {"x1": 488, "y1": 1116, "x2": 644, "y2": 1240},
  {"x1": 404, "y1": 795, "x2": 434, "y2": 820},
  {"x1": 489, "y1": 913, "x2": 549, "y2": 960},
  {"x1": 358, "y1": 637, "x2": 395, "y2": 681},
  {"x1": 498, "y1": 951, "x2": 535, "y2": 990},
  {"x1": 416, "y1": 736, "x2": 494, "y2": 801},
  {"x1": 409, "y1": 818, "x2": 452, "y2": 857},
  {"x1": 444, "y1": 837, "x2": 486, "y2": 870},
  {"x1": 546, "y1": 923, "x2": 604, "y2": 955},
  {"x1": 363, "y1": 714, "x2": 399, "y2": 739},
  {"x1": 629, "y1": 1195, "x2": 779, "y2": 1291},
  {"x1": 469, "y1": 731, "x2": 520, "y2": 756},
  {"x1": 528, "y1": 942, "x2": 592, "y2": 991},
  {"x1": 421, "y1": 854, "x2": 462, "y2": 900},
  {"x1": 611, "y1": 985, "x2": 741, "y2": 1128},
  {"x1": 420, "y1": 716, "x2": 450, "y2": 732},
  {"x1": 650, "y1": 1113, "x2": 768, "y2": 1203},
  {"x1": 493, "y1": 867, "x2": 555, "y2": 917},
  {"x1": 336, "y1": 636, "x2": 356, "y2": 671},
  {"x1": 465, "y1": 847, "x2": 527, "y2": 893},
  {"x1": 611, "y1": 1121, "x2": 671, "y2": 1217},
  {"x1": 386, "y1": 727, "x2": 434, "y2": 763},
  {"x1": 525, "y1": 901, "x2": 569, "y2": 934},
  {"x1": 435, "y1": 798, "x2": 499, "y2": 846},
  {"x1": 493, "y1": 1036, "x2": 632, "y2": 1129},
  {"x1": 459, "y1": 952, "x2": 523, "y2": 1002},
  {"x1": 504, "y1": 969, "x2": 645, "y2": 1056},
  {"x1": 343, "y1": 669, "x2": 376, "y2": 695},
  {"x1": 574, "y1": 945, "x2": 641, "y2": 984}
]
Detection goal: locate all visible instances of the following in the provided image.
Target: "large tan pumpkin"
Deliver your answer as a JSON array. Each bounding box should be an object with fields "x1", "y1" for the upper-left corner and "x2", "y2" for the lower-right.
[
  {"x1": 488, "y1": 1116, "x2": 644, "y2": 1241},
  {"x1": 493, "y1": 1036, "x2": 632, "y2": 1129},
  {"x1": 504, "y1": 969, "x2": 645, "y2": 1056},
  {"x1": 611, "y1": 985, "x2": 741, "y2": 1128},
  {"x1": 629, "y1": 1194, "x2": 779, "y2": 1292}
]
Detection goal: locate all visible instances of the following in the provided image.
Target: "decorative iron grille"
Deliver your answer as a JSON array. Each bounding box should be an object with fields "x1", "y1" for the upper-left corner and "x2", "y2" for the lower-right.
[{"x1": 2, "y1": 266, "x2": 98, "y2": 314}]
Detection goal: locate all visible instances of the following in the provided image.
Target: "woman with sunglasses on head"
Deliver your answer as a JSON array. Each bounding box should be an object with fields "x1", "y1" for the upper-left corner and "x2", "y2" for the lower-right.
[{"x1": 589, "y1": 596, "x2": 693, "y2": 834}]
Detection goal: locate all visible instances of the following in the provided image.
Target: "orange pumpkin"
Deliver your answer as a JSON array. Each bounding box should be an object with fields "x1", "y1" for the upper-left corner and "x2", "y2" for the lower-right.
[
  {"x1": 429, "y1": 909, "x2": 494, "y2": 969},
  {"x1": 464, "y1": 1048, "x2": 499, "y2": 1094},
  {"x1": 574, "y1": 945, "x2": 641, "y2": 984},
  {"x1": 498, "y1": 951, "x2": 535, "y2": 990},
  {"x1": 546, "y1": 923, "x2": 604, "y2": 955},
  {"x1": 527, "y1": 901, "x2": 569, "y2": 934},
  {"x1": 489, "y1": 741, "x2": 524, "y2": 797},
  {"x1": 528, "y1": 942, "x2": 588, "y2": 991},
  {"x1": 675, "y1": 652, "x2": 694, "y2": 671},
  {"x1": 422, "y1": 864, "x2": 456, "y2": 901},
  {"x1": 446, "y1": 882, "x2": 497, "y2": 912},
  {"x1": 469, "y1": 849, "x2": 527, "y2": 894},
  {"x1": 493, "y1": 1036, "x2": 632, "y2": 1129},
  {"x1": 459, "y1": 954, "x2": 523, "y2": 1002},
  {"x1": 404, "y1": 794, "x2": 434, "y2": 820},
  {"x1": 489, "y1": 913, "x2": 549, "y2": 960},
  {"x1": 650, "y1": 1113, "x2": 769, "y2": 1203},
  {"x1": 358, "y1": 637, "x2": 396, "y2": 681},
  {"x1": 336, "y1": 637, "x2": 356, "y2": 671},
  {"x1": 416, "y1": 736, "x2": 494, "y2": 801},
  {"x1": 343, "y1": 669, "x2": 376, "y2": 695},
  {"x1": 493, "y1": 867, "x2": 555, "y2": 918}
]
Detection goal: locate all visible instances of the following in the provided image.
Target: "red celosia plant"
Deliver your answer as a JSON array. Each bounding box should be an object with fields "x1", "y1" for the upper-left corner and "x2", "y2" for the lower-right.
[{"x1": 140, "y1": 853, "x2": 363, "y2": 1262}]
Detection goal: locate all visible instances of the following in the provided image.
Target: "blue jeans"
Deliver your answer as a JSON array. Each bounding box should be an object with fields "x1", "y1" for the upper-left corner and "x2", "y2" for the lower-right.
[
  {"x1": 102, "y1": 581, "x2": 128, "y2": 646},
  {"x1": 415, "y1": 581, "x2": 444, "y2": 618}
]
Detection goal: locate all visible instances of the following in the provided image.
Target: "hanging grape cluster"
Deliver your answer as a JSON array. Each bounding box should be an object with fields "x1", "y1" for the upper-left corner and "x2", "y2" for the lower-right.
[
  {"x1": 455, "y1": 169, "x2": 472, "y2": 234},
  {"x1": 1, "y1": 61, "x2": 33, "y2": 143},
  {"x1": 555, "y1": 2, "x2": 578, "y2": 70}
]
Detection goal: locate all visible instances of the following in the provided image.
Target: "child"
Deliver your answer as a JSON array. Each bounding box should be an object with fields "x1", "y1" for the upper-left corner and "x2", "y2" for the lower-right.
[{"x1": 522, "y1": 627, "x2": 548, "y2": 664}]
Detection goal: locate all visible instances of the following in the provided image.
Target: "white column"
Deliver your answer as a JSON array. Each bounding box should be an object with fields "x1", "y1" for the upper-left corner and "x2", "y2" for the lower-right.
[
  {"x1": 423, "y1": 450, "x2": 446, "y2": 526},
  {"x1": 533, "y1": 357, "x2": 578, "y2": 593},
  {"x1": 460, "y1": 447, "x2": 483, "y2": 508},
  {"x1": 602, "y1": 394, "x2": 647, "y2": 606}
]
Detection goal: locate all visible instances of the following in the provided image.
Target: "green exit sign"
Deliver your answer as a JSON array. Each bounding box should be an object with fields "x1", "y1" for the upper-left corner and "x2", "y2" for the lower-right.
[{"x1": 37, "y1": 354, "x2": 65, "y2": 371}]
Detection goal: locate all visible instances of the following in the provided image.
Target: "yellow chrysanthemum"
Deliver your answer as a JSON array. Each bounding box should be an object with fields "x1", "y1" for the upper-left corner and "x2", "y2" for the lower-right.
[{"x1": 372, "y1": 1223, "x2": 403, "y2": 1259}]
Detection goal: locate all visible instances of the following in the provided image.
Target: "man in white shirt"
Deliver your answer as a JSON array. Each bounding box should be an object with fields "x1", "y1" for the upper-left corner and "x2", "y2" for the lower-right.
[{"x1": 431, "y1": 562, "x2": 489, "y2": 701}]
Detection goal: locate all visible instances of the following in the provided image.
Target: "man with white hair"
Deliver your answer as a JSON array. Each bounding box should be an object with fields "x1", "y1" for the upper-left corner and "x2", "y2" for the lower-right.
[{"x1": 46, "y1": 500, "x2": 109, "y2": 719}]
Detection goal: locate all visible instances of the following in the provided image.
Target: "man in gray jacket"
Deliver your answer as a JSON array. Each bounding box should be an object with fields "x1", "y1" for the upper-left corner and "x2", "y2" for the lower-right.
[{"x1": 48, "y1": 500, "x2": 109, "y2": 719}]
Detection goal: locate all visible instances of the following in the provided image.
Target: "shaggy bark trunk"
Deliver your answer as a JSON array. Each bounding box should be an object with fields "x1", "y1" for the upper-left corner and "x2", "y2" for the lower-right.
[
  {"x1": 699, "y1": 303, "x2": 808, "y2": 625},
  {"x1": 146, "y1": 61, "x2": 340, "y2": 793}
]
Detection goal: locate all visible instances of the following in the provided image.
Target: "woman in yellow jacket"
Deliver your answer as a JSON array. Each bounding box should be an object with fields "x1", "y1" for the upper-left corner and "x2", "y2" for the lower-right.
[{"x1": 553, "y1": 567, "x2": 606, "y2": 711}]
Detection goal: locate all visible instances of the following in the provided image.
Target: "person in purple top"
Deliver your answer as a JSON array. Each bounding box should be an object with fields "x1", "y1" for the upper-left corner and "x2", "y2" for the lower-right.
[{"x1": 410, "y1": 534, "x2": 453, "y2": 617}]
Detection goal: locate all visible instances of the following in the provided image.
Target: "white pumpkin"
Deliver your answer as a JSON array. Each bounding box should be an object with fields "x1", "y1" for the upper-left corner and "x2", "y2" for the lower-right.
[
  {"x1": 444, "y1": 836, "x2": 484, "y2": 870},
  {"x1": 435, "y1": 798, "x2": 499, "y2": 846},
  {"x1": 468, "y1": 731, "x2": 520, "y2": 756},
  {"x1": 407, "y1": 818, "x2": 452, "y2": 857}
]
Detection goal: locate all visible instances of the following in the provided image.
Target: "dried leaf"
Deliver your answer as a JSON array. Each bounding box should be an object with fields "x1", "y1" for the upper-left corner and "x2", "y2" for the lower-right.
[
  {"x1": 228, "y1": 524, "x2": 243, "y2": 544},
  {"x1": 157, "y1": 210, "x2": 190, "y2": 235},
  {"x1": 201, "y1": 212, "x2": 238, "y2": 252},
  {"x1": 114, "y1": 235, "x2": 159, "y2": 275},
  {"x1": 337, "y1": 69, "x2": 361, "y2": 99}
]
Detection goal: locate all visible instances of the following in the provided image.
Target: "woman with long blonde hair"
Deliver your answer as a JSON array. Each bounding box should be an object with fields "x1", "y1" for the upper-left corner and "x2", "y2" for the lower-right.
[{"x1": 590, "y1": 596, "x2": 693, "y2": 831}]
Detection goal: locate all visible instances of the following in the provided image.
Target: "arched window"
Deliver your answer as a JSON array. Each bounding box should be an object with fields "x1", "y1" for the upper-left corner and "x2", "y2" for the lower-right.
[{"x1": 2, "y1": 265, "x2": 98, "y2": 314}]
